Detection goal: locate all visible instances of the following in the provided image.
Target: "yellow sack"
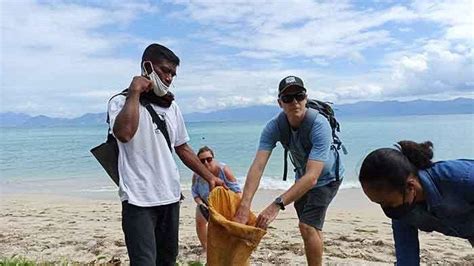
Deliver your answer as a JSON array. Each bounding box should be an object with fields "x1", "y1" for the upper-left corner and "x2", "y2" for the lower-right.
[{"x1": 207, "y1": 187, "x2": 267, "y2": 266}]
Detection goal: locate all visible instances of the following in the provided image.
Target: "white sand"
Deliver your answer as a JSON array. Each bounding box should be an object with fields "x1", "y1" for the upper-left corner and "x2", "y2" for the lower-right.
[{"x1": 1, "y1": 188, "x2": 472, "y2": 264}]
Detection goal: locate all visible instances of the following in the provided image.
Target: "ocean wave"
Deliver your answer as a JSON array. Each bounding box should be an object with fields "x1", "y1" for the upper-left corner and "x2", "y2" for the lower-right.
[
  {"x1": 180, "y1": 175, "x2": 361, "y2": 191},
  {"x1": 79, "y1": 186, "x2": 116, "y2": 193}
]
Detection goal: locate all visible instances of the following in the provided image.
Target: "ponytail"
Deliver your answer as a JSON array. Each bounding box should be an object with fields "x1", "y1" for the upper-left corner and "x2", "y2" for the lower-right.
[{"x1": 397, "y1": 140, "x2": 433, "y2": 170}]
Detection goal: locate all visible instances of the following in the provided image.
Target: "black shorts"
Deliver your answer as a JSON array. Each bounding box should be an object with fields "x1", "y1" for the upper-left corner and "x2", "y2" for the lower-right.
[{"x1": 294, "y1": 180, "x2": 341, "y2": 230}]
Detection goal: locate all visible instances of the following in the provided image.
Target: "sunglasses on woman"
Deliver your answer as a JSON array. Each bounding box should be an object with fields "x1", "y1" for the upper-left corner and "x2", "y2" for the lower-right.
[
  {"x1": 279, "y1": 92, "x2": 307, "y2": 103},
  {"x1": 200, "y1": 157, "x2": 213, "y2": 164}
]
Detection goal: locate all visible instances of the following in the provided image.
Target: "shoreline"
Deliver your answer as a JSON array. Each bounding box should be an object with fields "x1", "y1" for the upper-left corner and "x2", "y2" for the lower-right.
[{"x1": 1, "y1": 188, "x2": 473, "y2": 264}]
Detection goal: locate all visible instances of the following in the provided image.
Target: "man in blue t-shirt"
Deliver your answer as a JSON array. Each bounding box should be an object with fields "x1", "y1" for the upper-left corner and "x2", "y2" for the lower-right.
[{"x1": 234, "y1": 75, "x2": 344, "y2": 266}]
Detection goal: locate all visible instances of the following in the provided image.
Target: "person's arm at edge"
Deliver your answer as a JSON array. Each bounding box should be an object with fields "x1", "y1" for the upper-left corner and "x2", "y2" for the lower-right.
[
  {"x1": 392, "y1": 219, "x2": 420, "y2": 265},
  {"x1": 233, "y1": 150, "x2": 272, "y2": 223},
  {"x1": 113, "y1": 76, "x2": 152, "y2": 143},
  {"x1": 175, "y1": 143, "x2": 227, "y2": 190}
]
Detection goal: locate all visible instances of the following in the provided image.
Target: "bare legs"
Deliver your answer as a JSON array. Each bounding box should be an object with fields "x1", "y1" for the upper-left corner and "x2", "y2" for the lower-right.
[
  {"x1": 195, "y1": 206, "x2": 208, "y2": 254},
  {"x1": 299, "y1": 222, "x2": 323, "y2": 266}
]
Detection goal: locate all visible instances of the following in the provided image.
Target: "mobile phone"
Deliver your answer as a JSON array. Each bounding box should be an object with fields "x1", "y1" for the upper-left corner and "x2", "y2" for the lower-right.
[{"x1": 199, "y1": 204, "x2": 210, "y2": 221}]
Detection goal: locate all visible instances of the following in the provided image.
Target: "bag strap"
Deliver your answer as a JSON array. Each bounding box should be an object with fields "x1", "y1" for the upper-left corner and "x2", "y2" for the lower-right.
[
  {"x1": 106, "y1": 89, "x2": 128, "y2": 125},
  {"x1": 142, "y1": 102, "x2": 173, "y2": 152},
  {"x1": 105, "y1": 90, "x2": 128, "y2": 143},
  {"x1": 104, "y1": 89, "x2": 172, "y2": 152}
]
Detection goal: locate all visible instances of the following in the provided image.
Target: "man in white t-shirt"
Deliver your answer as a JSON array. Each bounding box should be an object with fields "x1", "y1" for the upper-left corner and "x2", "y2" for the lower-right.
[{"x1": 109, "y1": 43, "x2": 226, "y2": 265}]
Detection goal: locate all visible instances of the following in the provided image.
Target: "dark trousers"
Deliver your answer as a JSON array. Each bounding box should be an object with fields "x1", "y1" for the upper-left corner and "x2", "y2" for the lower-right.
[{"x1": 122, "y1": 201, "x2": 180, "y2": 266}]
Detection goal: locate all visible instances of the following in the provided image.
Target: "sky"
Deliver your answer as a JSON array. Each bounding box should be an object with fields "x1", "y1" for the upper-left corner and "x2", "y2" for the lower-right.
[{"x1": 1, "y1": 0, "x2": 473, "y2": 118}]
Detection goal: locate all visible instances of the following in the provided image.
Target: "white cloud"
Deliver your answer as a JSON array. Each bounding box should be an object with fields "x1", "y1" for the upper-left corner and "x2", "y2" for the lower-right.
[
  {"x1": 169, "y1": 0, "x2": 472, "y2": 106},
  {"x1": 412, "y1": 0, "x2": 472, "y2": 41},
  {"x1": 386, "y1": 39, "x2": 473, "y2": 96},
  {"x1": 0, "y1": 0, "x2": 160, "y2": 117},
  {"x1": 0, "y1": 0, "x2": 472, "y2": 117},
  {"x1": 399, "y1": 54, "x2": 428, "y2": 73},
  {"x1": 173, "y1": 1, "x2": 419, "y2": 60}
]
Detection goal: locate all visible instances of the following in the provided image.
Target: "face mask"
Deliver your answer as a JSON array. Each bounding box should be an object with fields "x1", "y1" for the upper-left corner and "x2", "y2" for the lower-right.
[
  {"x1": 142, "y1": 61, "x2": 169, "y2": 97},
  {"x1": 381, "y1": 189, "x2": 416, "y2": 219}
]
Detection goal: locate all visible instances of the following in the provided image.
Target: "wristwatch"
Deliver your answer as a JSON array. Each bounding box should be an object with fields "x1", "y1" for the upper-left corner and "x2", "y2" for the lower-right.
[{"x1": 273, "y1": 196, "x2": 285, "y2": 210}]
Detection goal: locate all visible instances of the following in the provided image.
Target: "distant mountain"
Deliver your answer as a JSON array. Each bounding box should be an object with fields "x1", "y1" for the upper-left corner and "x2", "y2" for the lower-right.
[
  {"x1": 71, "y1": 113, "x2": 107, "y2": 125},
  {"x1": 1, "y1": 112, "x2": 107, "y2": 127},
  {"x1": 336, "y1": 98, "x2": 474, "y2": 117},
  {"x1": 0, "y1": 112, "x2": 32, "y2": 127},
  {"x1": 1, "y1": 98, "x2": 473, "y2": 127},
  {"x1": 185, "y1": 105, "x2": 279, "y2": 122},
  {"x1": 22, "y1": 115, "x2": 69, "y2": 127}
]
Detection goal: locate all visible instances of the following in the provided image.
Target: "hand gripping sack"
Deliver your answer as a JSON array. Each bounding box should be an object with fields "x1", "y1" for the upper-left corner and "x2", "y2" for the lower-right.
[{"x1": 207, "y1": 187, "x2": 266, "y2": 265}]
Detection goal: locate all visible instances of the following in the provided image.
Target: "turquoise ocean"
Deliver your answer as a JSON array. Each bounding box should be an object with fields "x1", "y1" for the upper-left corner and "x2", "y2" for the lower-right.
[{"x1": 1, "y1": 114, "x2": 473, "y2": 198}]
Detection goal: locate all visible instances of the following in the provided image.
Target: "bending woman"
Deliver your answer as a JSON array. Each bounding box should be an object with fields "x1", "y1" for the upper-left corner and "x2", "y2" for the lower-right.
[
  {"x1": 191, "y1": 146, "x2": 242, "y2": 254},
  {"x1": 359, "y1": 140, "x2": 473, "y2": 265}
]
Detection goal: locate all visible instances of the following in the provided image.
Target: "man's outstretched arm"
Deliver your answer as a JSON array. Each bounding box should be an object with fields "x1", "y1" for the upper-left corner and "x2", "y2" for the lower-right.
[{"x1": 233, "y1": 150, "x2": 272, "y2": 224}]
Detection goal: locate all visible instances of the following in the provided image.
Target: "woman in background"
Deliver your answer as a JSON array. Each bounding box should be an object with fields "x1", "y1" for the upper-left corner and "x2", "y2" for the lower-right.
[
  {"x1": 191, "y1": 146, "x2": 242, "y2": 254},
  {"x1": 358, "y1": 140, "x2": 473, "y2": 265}
]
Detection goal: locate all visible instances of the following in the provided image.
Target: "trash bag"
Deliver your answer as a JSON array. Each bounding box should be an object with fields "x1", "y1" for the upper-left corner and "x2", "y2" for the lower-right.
[{"x1": 207, "y1": 187, "x2": 267, "y2": 266}]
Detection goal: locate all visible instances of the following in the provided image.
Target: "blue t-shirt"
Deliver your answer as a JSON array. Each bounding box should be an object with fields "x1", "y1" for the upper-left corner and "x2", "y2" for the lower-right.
[{"x1": 258, "y1": 112, "x2": 344, "y2": 187}]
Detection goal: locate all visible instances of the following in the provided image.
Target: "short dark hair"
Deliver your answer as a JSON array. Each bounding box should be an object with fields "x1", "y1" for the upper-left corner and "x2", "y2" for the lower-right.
[
  {"x1": 197, "y1": 146, "x2": 214, "y2": 157},
  {"x1": 359, "y1": 140, "x2": 433, "y2": 193},
  {"x1": 142, "y1": 43, "x2": 180, "y2": 66}
]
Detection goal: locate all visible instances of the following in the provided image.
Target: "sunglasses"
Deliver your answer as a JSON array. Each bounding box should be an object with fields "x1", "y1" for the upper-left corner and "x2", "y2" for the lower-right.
[
  {"x1": 279, "y1": 92, "x2": 306, "y2": 103},
  {"x1": 200, "y1": 157, "x2": 213, "y2": 164}
]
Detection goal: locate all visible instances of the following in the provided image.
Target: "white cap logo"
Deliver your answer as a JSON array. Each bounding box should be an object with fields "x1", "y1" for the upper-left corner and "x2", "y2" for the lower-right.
[{"x1": 285, "y1": 76, "x2": 296, "y2": 84}]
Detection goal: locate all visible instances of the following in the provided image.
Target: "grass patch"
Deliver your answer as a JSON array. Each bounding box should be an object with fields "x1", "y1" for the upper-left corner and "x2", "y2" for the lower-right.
[{"x1": 0, "y1": 255, "x2": 37, "y2": 266}]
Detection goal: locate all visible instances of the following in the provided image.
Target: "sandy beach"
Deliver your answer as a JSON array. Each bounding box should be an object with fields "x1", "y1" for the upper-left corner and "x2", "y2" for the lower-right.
[{"x1": 1, "y1": 188, "x2": 473, "y2": 265}]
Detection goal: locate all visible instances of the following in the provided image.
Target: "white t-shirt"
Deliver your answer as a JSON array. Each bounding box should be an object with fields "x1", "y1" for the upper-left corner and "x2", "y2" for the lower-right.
[{"x1": 108, "y1": 95, "x2": 190, "y2": 207}]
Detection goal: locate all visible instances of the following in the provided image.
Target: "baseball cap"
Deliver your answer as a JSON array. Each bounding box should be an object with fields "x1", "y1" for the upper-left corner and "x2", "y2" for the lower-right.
[{"x1": 278, "y1": 76, "x2": 306, "y2": 96}]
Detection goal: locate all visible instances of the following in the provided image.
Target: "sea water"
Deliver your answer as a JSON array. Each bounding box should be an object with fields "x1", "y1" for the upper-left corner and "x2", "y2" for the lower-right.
[{"x1": 1, "y1": 114, "x2": 473, "y2": 197}]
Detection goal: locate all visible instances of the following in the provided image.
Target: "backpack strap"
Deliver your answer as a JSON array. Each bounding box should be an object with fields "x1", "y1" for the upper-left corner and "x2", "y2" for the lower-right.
[
  {"x1": 276, "y1": 112, "x2": 290, "y2": 181},
  {"x1": 277, "y1": 108, "x2": 318, "y2": 181},
  {"x1": 298, "y1": 108, "x2": 318, "y2": 152},
  {"x1": 333, "y1": 145, "x2": 340, "y2": 181},
  {"x1": 276, "y1": 112, "x2": 290, "y2": 148},
  {"x1": 283, "y1": 149, "x2": 289, "y2": 181}
]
